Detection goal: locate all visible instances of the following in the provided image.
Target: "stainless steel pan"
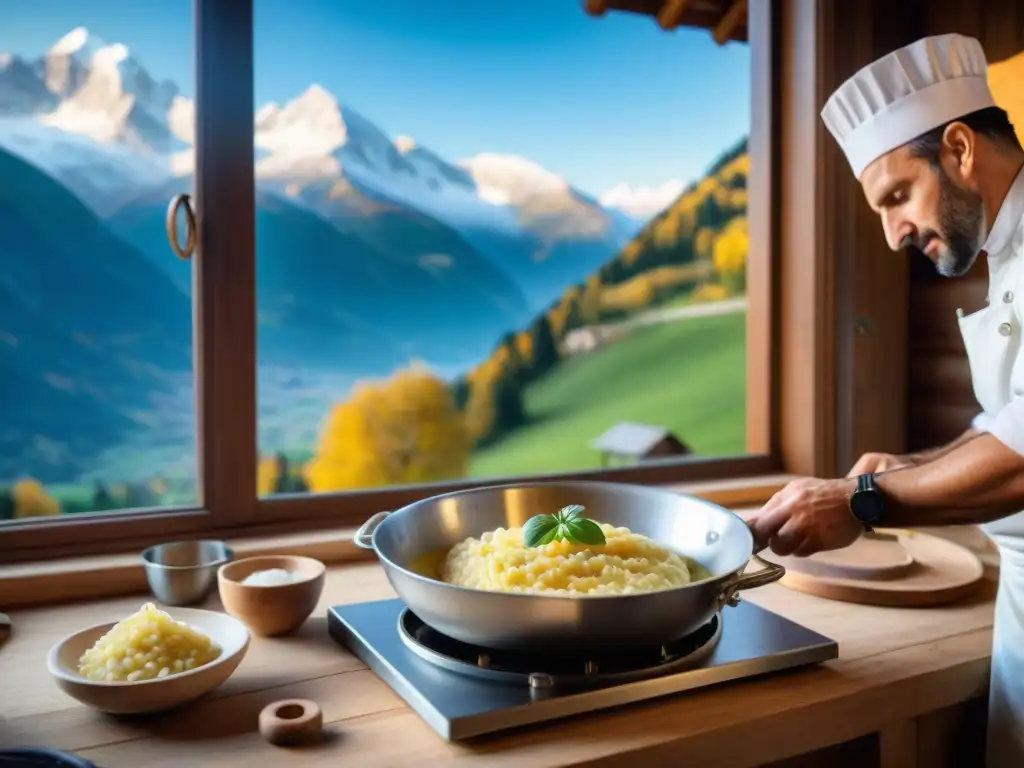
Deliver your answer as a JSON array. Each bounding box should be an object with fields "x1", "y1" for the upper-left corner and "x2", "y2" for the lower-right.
[{"x1": 354, "y1": 480, "x2": 784, "y2": 652}]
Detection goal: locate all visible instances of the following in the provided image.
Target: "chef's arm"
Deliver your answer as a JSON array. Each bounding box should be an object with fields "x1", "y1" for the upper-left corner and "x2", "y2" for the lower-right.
[
  {"x1": 903, "y1": 426, "x2": 982, "y2": 464},
  {"x1": 877, "y1": 401, "x2": 1024, "y2": 526}
]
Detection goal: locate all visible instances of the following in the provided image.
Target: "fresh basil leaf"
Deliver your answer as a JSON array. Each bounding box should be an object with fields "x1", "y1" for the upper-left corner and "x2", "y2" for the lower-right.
[
  {"x1": 523, "y1": 514, "x2": 559, "y2": 547},
  {"x1": 537, "y1": 524, "x2": 562, "y2": 545},
  {"x1": 524, "y1": 506, "x2": 605, "y2": 547},
  {"x1": 566, "y1": 518, "x2": 607, "y2": 546},
  {"x1": 557, "y1": 504, "x2": 585, "y2": 523}
]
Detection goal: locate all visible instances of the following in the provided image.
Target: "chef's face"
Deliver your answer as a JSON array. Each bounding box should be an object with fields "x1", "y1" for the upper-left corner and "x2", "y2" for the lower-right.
[{"x1": 860, "y1": 144, "x2": 985, "y2": 277}]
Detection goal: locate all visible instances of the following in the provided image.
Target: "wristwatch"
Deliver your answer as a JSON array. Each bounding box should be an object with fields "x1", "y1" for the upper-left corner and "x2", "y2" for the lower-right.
[{"x1": 849, "y1": 473, "x2": 886, "y2": 531}]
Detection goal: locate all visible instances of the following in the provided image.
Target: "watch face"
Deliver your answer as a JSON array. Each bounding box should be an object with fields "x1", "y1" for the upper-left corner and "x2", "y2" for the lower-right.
[{"x1": 851, "y1": 489, "x2": 884, "y2": 524}]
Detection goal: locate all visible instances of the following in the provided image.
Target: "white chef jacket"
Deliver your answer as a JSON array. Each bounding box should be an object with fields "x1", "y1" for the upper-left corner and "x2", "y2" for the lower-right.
[{"x1": 957, "y1": 165, "x2": 1024, "y2": 767}]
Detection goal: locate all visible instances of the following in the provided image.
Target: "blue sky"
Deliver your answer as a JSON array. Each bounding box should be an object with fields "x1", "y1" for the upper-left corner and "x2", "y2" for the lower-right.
[{"x1": 1, "y1": 0, "x2": 750, "y2": 196}]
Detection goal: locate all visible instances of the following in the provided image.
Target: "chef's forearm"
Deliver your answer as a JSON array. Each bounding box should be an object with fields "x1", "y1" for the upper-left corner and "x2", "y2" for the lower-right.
[
  {"x1": 876, "y1": 433, "x2": 1024, "y2": 526},
  {"x1": 905, "y1": 428, "x2": 982, "y2": 464}
]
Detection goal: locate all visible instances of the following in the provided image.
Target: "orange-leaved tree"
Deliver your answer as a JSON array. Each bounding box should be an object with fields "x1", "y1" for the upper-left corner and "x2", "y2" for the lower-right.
[
  {"x1": 712, "y1": 215, "x2": 748, "y2": 296},
  {"x1": 304, "y1": 363, "x2": 470, "y2": 492},
  {"x1": 11, "y1": 478, "x2": 61, "y2": 518}
]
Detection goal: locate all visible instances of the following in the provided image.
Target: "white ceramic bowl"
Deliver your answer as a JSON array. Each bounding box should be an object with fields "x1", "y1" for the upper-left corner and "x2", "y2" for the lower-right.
[{"x1": 46, "y1": 607, "x2": 250, "y2": 715}]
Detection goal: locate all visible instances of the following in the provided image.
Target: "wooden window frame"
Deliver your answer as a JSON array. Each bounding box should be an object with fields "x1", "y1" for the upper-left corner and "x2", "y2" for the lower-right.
[
  {"x1": 0, "y1": 0, "x2": 259, "y2": 563},
  {"x1": 0, "y1": 0, "x2": 845, "y2": 565}
]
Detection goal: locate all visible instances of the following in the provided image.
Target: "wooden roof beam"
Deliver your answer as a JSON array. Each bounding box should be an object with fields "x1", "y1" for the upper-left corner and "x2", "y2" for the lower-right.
[
  {"x1": 657, "y1": 0, "x2": 692, "y2": 30},
  {"x1": 712, "y1": 0, "x2": 747, "y2": 45},
  {"x1": 584, "y1": 0, "x2": 608, "y2": 16}
]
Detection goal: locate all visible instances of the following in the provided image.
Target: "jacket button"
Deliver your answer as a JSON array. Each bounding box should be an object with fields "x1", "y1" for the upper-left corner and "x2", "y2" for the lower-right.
[
  {"x1": 1000, "y1": 322, "x2": 1013, "y2": 337},
  {"x1": 1005, "y1": 291, "x2": 1015, "y2": 303}
]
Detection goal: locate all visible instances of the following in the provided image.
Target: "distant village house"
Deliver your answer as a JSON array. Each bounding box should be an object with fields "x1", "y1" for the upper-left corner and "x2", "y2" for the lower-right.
[
  {"x1": 563, "y1": 324, "x2": 629, "y2": 356},
  {"x1": 590, "y1": 421, "x2": 692, "y2": 467}
]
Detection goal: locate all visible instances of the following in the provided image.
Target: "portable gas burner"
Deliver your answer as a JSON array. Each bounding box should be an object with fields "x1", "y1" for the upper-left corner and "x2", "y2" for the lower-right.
[{"x1": 328, "y1": 599, "x2": 838, "y2": 741}]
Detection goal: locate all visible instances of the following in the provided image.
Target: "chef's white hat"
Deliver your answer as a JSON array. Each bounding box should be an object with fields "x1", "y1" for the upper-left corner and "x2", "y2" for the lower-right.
[{"x1": 821, "y1": 33, "x2": 996, "y2": 178}]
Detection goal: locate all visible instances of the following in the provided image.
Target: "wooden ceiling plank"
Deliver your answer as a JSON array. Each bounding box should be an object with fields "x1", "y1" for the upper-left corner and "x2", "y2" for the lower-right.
[
  {"x1": 712, "y1": 0, "x2": 748, "y2": 44},
  {"x1": 657, "y1": 0, "x2": 692, "y2": 30}
]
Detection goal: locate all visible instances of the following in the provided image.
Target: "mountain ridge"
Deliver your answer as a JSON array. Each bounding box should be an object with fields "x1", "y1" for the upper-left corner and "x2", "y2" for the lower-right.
[
  {"x1": 0, "y1": 144, "x2": 192, "y2": 483},
  {"x1": 0, "y1": 28, "x2": 644, "y2": 228}
]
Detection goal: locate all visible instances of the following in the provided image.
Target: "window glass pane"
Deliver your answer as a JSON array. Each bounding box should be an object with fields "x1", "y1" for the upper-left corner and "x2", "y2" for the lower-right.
[
  {"x1": 0, "y1": 3, "x2": 196, "y2": 520},
  {"x1": 253, "y1": 2, "x2": 750, "y2": 497}
]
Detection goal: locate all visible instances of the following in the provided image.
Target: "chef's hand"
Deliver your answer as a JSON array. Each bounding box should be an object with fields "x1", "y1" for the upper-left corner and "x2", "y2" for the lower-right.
[
  {"x1": 846, "y1": 451, "x2": 912, "y2": 477},
  {"x1": 747, "y1": 477, "x2": 862, "y2": 558}
]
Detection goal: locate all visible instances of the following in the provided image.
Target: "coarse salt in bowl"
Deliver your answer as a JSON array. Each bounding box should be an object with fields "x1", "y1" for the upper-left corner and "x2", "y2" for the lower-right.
[
  {"x1": 241, "y1": 568, "x2": 304, "y2": 587},
  {"x1": 218, "y1": 555, "x2": 326, "y2": 637}
]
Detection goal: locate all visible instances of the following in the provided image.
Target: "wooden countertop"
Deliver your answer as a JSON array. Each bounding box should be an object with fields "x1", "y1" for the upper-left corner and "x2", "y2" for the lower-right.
[{"x1": 0, "y1": 527, "x2": 999, "y2": 767}]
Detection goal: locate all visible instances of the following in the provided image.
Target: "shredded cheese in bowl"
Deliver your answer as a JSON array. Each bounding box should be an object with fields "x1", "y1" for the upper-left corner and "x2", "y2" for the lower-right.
[
  {"x1": 441, "y1": 524, "x2": 695, "y2": 596},
  {"x1": 77, "y1": 602, "x2": 223, "y2": 683}
]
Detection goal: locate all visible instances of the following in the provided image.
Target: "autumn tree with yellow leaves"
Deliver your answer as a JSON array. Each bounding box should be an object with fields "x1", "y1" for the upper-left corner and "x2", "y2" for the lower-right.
[
  {"x1": 11, "y1": 478, "x2": 60, "y2": 518},
  {"x1": 712, "y1": 215, "x2": 748, "y2": 296},
  {"x1": 304, "y1": 364, "x2": 470, "y2": 492}
]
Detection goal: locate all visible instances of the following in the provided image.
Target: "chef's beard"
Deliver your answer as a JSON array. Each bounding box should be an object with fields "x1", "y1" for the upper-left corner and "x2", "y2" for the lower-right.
[{"x1": 908, "y1": 168, "x2": 987, "y2": 278}]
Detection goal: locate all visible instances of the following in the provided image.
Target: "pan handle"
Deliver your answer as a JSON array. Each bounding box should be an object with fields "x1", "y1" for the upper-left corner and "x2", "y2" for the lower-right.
[
  {"x1": 354, "y1": 511, "x2": 391, "y2": 550},
  {"x1": 718, "y1": 553, "x2": 786, "y2": 608}
]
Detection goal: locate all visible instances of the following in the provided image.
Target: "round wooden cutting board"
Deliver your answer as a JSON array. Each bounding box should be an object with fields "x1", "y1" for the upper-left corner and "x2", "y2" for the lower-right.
[{"x1": 773, "y1": 529, "x2": 985, "y2": 607}]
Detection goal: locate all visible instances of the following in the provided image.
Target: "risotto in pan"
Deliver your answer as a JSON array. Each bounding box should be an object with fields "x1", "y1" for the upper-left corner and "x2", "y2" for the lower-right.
[{"x1": 440, "y1": 507, "x2": 705, "y2": 596}]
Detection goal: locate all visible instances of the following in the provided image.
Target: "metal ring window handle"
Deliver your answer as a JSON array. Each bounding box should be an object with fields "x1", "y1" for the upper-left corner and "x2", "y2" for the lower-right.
[{"x1": 165, "y1": 193, "x2": 197, "y2": 261}]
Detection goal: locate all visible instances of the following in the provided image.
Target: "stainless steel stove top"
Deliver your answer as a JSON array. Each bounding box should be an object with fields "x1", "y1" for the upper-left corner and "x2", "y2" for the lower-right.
[{"x1": 328, "y1": 599, "x2": 838, "y2": 741}]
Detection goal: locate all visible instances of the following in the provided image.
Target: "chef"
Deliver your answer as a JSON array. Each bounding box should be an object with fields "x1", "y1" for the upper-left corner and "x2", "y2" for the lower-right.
[{"x1": 745, "y1": 33, "x2": 1024, "y2": 766}]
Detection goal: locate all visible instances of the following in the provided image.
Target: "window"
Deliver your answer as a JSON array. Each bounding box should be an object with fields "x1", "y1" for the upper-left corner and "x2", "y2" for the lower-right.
[
  {"x1": 0, "y1": 8, "x2": 199, "y2": 522},
  {"x1": 0, "y1": 0, "x2": 778, "y2": 562},
  {"x1": 252, "y1": 0, "x2": 774, "y2": 526}
]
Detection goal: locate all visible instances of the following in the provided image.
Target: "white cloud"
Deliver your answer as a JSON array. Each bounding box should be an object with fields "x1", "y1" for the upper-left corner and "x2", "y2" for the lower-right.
[{"x1": 599, "y1": 179, "x2": 684, "y2": 218}]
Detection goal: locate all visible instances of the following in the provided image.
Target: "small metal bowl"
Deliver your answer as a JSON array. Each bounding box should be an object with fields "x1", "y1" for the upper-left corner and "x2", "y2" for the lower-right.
[{"x1": 141, "y1": 540, "x2": 234, "y2": 606}]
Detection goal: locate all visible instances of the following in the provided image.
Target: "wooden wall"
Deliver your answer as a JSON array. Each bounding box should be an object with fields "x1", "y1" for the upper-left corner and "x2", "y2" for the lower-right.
[
  {"x1": 906, "y1": 0, "x2": 1024, "y2": 450},
  {"x1": 829, "y1": 0, "x2": 919, "y2": 472}
]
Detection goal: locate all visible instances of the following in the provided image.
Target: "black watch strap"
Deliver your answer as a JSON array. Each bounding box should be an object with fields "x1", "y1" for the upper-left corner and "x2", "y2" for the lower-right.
[{"x1": 850, "y1": 472, "x2": 885, "y2": 531}]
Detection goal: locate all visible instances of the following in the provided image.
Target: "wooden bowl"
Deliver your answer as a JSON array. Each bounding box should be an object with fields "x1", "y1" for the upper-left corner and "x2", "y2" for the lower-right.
[
  {"x1": 218, "y1": 555, "x2": 326, "y2": 637},
  {"x1": 46, "y1": 608, "x2": 250, "y2": 715}
]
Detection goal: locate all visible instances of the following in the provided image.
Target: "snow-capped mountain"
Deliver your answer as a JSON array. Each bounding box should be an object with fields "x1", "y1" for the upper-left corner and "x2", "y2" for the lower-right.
[
  {"x1": 6, "y1": 27, "x2": 188, "y2": 152},
  {"x1": 460, "y1": 153, "x2": 616, "y2": 240},
  {"x1": 0, "y1": 118, "x2": 170, "y2": 210},
  {"x1": 250, "y1": 83, "x2": 623, "y2": 244},
  {"x1": 0, "y1": 26, "x2": 650, "y2": 303},
  {"x1": 600, "y1": 179, "x2": 687, "y2": 219},
  {"x1": 0, "y1": 28, "x2": 645, "y2": 227},
  {"x1": 0, "y1": 27, "x2": 193, "y2": 212},
  {"x1": 252, "y1": 85, "x2": 484, "y2": 223},
  {"x1": 0, "y1": 53, "x2": 57, "y2": 114}
]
